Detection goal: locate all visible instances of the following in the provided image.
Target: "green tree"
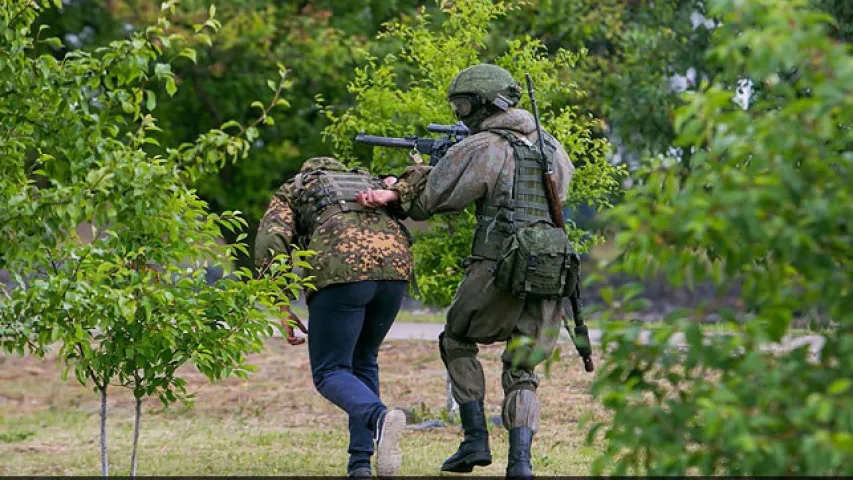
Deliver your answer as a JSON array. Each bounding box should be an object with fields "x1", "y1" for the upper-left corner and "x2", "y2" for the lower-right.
[
  {"x1": 0, "y1": 1, "x2": 309, "y2": 475},
  {"x1": 502, "y1": 0, "x2": 848, "y2": 164},
  {"x1": 498, "y1": 0, "x2": 715, "y2": 161},
  {"x1": 33, "y1": 0, "x2": 714, "y2": 267},
  {"x1": 32, "y1": 0, "x2": 431, "y2": 269},
  {"x1": 589, "y1": 0, "x2": 853, "y2": 474},
  {"x1": 31, "y1": 0, "x2": 848, "y2": 273},
  {"x1": 322, "y1": 0, "x2": 624, "y2": 307}
]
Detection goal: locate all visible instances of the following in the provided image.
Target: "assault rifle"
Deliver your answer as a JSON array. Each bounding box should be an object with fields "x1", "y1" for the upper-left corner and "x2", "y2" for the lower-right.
[
  {"x1": 355, "y1": 122, "x2": 469, "y2": 166},
  {"x1": 525, "y1": 73, "x2": 595, "y2": 373}
]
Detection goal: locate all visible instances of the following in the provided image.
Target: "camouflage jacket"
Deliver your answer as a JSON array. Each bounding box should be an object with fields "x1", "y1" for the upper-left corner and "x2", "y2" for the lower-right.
[
  {"x1": 255, "y1": 157, "x2": 413, "y2": 292},
  {"x1": 391, "y1": 108, "x2": 574, "y2": 255}
]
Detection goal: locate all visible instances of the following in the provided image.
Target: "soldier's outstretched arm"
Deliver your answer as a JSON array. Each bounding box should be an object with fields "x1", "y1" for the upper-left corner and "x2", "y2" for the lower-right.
[
  {"x1": 254, "y1": 181, "x2": 297, "y2": 268},
  {"x1": 390, "y1": 138, "x2": 494, "y2": 220}
]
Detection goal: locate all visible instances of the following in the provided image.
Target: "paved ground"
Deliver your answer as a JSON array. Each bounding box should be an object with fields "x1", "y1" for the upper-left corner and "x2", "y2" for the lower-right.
[{"x1": 282, "y1": 321, "x2": 827, "y2": 355}]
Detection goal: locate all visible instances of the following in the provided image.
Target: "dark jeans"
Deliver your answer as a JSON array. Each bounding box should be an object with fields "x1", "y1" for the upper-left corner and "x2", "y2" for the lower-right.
[{"x1": 307, "y1": 280, "x2": 407, "y2": 472}]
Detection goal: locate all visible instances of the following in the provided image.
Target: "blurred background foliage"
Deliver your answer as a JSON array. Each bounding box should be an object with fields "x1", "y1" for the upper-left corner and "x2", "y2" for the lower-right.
[
  {"x1": 590, "y1": 0, "x2": 852, "y2": 473},
  {"x1": 34, "y1": 0, "x2": 851, "y2": 271}
]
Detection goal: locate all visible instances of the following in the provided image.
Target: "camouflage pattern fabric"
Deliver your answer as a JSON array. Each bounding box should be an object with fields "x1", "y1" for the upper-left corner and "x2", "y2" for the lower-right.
[
  {"x1": 447, "y1": 64, "x2": 521, "y2": 104},
  {"x1": 390, "y1": 108, "x2": 573, "y2": 430},
  {"x1": 255, "y1": 157, "x2": 413, "y2": 292}
]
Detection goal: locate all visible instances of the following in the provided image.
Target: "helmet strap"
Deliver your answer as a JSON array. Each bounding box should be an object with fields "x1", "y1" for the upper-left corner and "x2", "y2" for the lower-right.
[
  {"x1": 492, "y1": 93, "x2": 513, "y2": 111},
  {"x1": 459, "y1": 103, "x2": 498, "y2": 133}
]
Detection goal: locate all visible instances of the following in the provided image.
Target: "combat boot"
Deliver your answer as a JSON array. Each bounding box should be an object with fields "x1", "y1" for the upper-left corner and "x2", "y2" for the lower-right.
[
  {"x1": 441, "y1": 400, "x2": 492, "y2": 472},
  {"x1": 505, "y1": 426, "x2": 534, "y2": 478}
]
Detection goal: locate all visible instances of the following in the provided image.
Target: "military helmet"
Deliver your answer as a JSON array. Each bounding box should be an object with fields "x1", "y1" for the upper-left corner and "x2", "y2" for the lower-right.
[
  {"x1": 300, "y1": 156, "x2": 347, "y2": 173},
  {"x1": 447, "y1": 64, "x2": 521, "y2": 116}
]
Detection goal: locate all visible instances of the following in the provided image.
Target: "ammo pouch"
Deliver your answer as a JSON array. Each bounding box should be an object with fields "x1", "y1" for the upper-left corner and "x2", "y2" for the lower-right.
[{"x1": 493, "y1": 222, "x2": 581, "y2": 300}]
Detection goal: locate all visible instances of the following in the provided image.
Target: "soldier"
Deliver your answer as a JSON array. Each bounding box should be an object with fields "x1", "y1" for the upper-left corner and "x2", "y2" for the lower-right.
[
  {"x1": 255, "y1": 157, "x2": 412, "y2": 478},
  {"x1": 356, "y1": 64, "x2": 574, "y2": 477}
]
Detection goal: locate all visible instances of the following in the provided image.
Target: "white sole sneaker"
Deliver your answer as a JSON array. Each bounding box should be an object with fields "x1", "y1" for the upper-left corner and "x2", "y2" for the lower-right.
[{"x1": 375, "y1": 409, "x2": 406, "y2": 476}]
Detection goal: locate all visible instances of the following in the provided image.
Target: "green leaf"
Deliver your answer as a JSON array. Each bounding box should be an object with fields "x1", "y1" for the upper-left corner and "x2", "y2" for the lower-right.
[
  {"x1": 220, "y1": 120, "x2": 242, "y2": 130},
  {"x1": 145, "y1": 90, "x2": 156, "y2": 111},
  {"x1": 196, "y1": 33, "x2": 212, "y2": 46},
  {"x1": 179, "y1": 48, "x2": 197, "y2": 64},
  {"x1": 154, "y1": 63, "x2": 172, "y2": 78},
  {"x1": 43, "y1": 37, "x2": 62, "y2": 48},
  {"x1": 828, "y1": 379, "x2": 852, "y2": 395},
  {"x1": 832, "y1": 433, "x2": 853, "y2": 454},
  {"x1": 165, "y1": 78, "x2": 177, "y2": 97}
]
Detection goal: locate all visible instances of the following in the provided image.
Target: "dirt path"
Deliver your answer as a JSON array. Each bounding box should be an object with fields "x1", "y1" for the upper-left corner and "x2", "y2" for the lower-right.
[{"x1": 283, "y1": 321, "x2": 827, "y2": 355}]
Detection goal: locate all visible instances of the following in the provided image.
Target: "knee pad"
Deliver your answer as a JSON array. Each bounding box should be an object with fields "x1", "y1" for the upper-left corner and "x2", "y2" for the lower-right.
[{"x1": 501, "y1": 389, "x2": 540, "y2": 432}]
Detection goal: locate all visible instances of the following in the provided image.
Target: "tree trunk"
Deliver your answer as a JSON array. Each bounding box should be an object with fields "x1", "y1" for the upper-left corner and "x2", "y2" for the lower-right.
[
  {"x1": 131, "y1": 396, "x2": 141, "y2": 477},
  {"x1": 100, "y1": 386, "x2": 109, "y2": 477}
]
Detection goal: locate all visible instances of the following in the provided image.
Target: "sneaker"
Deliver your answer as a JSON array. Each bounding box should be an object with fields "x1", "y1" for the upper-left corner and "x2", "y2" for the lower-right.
[{"x1": 374, "y1": 408, "x2": 406, "y2": 476}]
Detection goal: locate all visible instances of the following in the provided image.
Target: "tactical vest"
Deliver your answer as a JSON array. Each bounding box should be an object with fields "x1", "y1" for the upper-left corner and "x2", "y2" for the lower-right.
[
  {"x1": 291, "y1": 168, "x2": 386, "y2": 240},
  {"x1": 470, "y1": 128, "x2": 556, "y2": 260}
]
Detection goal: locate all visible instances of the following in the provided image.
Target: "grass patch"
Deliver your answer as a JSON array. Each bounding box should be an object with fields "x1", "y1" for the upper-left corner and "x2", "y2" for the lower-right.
[
  {"x1": 0, "y1": 430, "x2": 35, "y2": 443},
  {"x1": 0, "y1": 340, "x2": 605, "y2": 475}
]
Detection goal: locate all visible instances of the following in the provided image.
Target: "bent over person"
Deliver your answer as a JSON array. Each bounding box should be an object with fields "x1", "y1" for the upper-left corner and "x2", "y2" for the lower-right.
[
  {"x1": 255, "y1": 157, "x2": 411, "y2": 477},
  {"x1": 356, "y1": 65, "x2": 574, "y2": 477}
]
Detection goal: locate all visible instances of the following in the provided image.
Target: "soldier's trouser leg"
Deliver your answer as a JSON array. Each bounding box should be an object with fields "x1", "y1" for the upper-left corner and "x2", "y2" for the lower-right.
[
  {"x1": 501, "y1": 345, "x2": 543, "y2": 478},
  {"x1": 440, "y1": 331, "x2": 486, "y2": 404},
  {"x1": 439, "y1": 331, "x2": 492, "y2": 472}
]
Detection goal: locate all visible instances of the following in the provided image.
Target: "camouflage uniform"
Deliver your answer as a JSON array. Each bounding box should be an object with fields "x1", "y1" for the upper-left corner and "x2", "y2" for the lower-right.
[
  {"x1": 392, "y1": 107, "x2": 573, "y2": 444},
  {"x1": 255, "y1": 157, "x2": 413, "y2": 291}
]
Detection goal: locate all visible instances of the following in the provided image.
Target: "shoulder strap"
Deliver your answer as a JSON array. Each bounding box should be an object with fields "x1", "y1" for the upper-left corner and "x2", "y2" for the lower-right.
[{"x1": 488, "y1": 128, "x2": 536, "y2": 148}]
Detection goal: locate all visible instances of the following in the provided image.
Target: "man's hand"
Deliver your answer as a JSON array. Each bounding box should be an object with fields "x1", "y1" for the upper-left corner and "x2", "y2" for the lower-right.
[
  {"x1": 356, "y1": 189, "x2": 400, "y2": 208},
  {"x1": 382, "y1": 176, "x2": 398, "y2": 187},
  {"x1": 282, "y1": 306, "x2": 308, "y2": 346}
]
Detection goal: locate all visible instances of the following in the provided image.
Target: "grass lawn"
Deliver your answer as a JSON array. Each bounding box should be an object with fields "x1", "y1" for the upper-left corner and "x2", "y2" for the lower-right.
[{"x1": 0, "y1": 340, "x2": 606, "y2": 476}]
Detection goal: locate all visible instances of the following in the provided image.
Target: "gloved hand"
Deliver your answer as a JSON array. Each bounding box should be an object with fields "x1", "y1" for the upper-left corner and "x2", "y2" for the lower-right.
[{"x1": 573, "y1": 325, "x2": 594, "y2": 372}]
